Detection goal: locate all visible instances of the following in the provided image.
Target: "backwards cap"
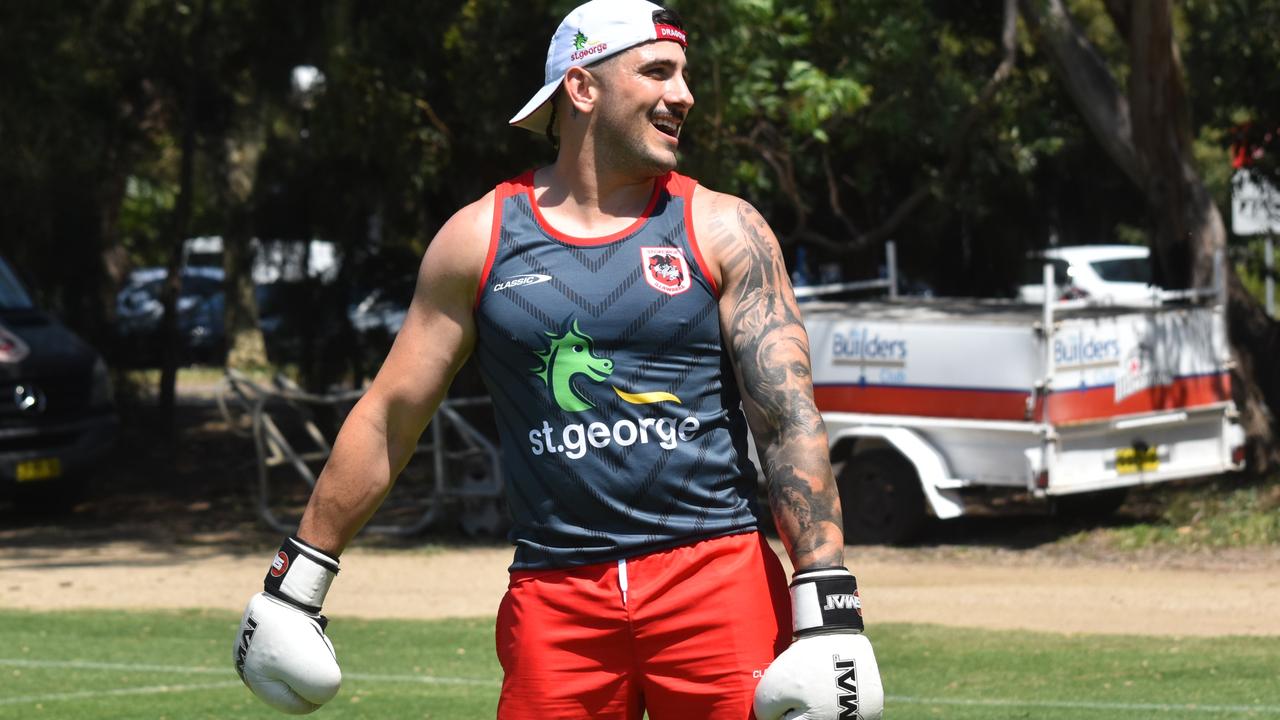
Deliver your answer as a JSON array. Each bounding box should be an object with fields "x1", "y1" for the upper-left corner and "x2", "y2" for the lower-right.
[{"x1": 509, "y1": 0, "x2": 688, "y2": 134}]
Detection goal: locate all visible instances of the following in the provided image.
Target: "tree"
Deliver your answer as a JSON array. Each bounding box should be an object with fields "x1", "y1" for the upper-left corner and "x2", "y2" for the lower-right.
[
  {"x1": 0, "y1": 0, "x2": 169, "y2": 347},
  {"x1": 1018, "y1": 0, "x2": 1279, "y2": 467},
  {"x1": 670, "y1": 0, "x2": 1138, "y2": 296}
]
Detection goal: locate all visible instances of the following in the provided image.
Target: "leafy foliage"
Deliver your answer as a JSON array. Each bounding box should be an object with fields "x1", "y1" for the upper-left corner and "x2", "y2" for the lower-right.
[
  {"x1": 0, "y1": 0, "x2": 1269, "y2": 338},
  {"x1": 1185, "y1": 0, "x2": 1280, "y2": 184}
]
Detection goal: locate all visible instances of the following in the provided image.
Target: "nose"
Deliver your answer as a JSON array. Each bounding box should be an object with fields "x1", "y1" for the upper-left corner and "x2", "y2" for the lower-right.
[{"x1": 666, "y1": 74, "x2": 694, "y2": 113}]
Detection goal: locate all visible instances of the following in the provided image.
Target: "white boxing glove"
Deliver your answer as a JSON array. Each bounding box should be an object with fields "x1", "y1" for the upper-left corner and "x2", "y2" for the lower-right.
[
  {"x1": 234, "y1": 536, "x2": 342, "y2": 714},
  {"x1": 754, "y1": 568, "x2": 885, "y2": 720}
]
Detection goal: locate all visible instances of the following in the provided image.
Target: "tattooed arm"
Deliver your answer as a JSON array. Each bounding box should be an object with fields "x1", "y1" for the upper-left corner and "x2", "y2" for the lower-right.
[{"x1": 696, "y1": 188, "x2": 844, "y2": 572}]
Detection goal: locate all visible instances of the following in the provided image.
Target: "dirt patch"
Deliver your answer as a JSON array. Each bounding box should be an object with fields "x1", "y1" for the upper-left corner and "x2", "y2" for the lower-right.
[
  {"x1": 3, "y1": 384, "x2": 1278, "y2": 637},
  {"x1": 3, "y1": 538, "x2": 1279, "y2": 637}
]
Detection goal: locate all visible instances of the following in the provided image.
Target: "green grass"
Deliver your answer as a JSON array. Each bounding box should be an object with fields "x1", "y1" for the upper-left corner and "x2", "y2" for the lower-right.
[
  {"x1": 0, "y1": 609, "x2": 499, "y2": 720},
  {"x1": 1, "y1": 610, "x2": 1278, "y2": 719},
  {"x1": 1073, "y1": 478, "x2": 1280, "y2": 551}
]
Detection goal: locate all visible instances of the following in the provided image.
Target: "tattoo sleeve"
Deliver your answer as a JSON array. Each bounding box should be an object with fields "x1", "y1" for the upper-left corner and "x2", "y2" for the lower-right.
[{"x1": 711, "y1": 197, "x2": 844, "y2": 571}]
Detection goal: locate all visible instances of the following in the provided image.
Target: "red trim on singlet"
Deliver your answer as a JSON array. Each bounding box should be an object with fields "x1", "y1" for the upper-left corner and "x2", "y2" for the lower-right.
[
  {"x1": 523, "y1": 173, "x2": 662, "y2": 247},
  {"x1": 666, "y1": 173, "x2": 719, "y2": 298},
  {"x1": 474, "y1": 180, "x2": 520, "y2": 309},
  {"x1": 478, "y1": 172, "x2": 716, "y2": 301}
]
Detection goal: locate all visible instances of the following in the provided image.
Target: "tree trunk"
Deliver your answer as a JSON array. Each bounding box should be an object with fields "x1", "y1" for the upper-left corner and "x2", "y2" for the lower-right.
[
  {"x1": 1018, "y1": 0, "x2": 1143, "y2": 186},
  {"x1": 159, "y1": 0, "x2": 210, "y2": 428},
  {"x1": 1127, "y1": 0, "x2": 1220, "y2": 290},
  {"x1": 158, "y1": 110, "x2": 197, "y2": 425},
  {"x1": 219, "y1": 127, "x2": 270, "y2": 371},
  {"x1": 1227, "y1": 270, "x2": 1280, "y2": 470},
  {"x1": 1021, "y1": 0, "x2": 1279, "y2": 469}
]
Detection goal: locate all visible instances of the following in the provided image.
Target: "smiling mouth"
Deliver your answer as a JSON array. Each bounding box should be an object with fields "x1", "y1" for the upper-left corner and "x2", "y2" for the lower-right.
[{"x1": 652, "y1": 116, "x2": 681, "y2": 140}]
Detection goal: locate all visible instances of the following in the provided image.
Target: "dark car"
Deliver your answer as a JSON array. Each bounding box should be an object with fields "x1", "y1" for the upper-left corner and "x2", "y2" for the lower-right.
[
  {"x1": 114, "y1": 266, "x2": 227, "y2": 366},
  {"x1": 114, "y1": 268, "x2": 359, "y2": 367},
  {"x1": 0, "y1": 256, "x2": 117, "y2": 507}
]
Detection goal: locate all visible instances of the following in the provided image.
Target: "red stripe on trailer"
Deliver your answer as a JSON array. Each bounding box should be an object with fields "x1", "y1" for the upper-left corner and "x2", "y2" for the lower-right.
[
  {"x1": 813, "y1": 385, "x2": 1030, "y2": 421},
  {"x1": 814, "y1": 372, "x2": 1231, "y2": 424},
  {"x1": 1038, "y1": 372, "x2": 1232, "y2": 424}
]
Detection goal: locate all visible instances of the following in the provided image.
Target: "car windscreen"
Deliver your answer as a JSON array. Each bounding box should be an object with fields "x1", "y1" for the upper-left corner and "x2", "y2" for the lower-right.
[
  {"x1": 0, "y1": 257, "x2": 35, "y2": 310},
  {"x1": 1091, "y1": 257, "x2": 1152, "y2": 284}
]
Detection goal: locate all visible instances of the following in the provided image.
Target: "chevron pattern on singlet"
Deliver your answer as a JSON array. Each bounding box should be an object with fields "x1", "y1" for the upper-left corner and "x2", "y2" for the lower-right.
[{"x1": 472, "y1": 171, "x2": 760, "y2": 570}]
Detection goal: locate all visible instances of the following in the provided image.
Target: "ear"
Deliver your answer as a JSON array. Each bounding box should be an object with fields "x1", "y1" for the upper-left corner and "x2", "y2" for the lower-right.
[{"x1": 562, "y1": 66, "x2": 599, "y2": 116}]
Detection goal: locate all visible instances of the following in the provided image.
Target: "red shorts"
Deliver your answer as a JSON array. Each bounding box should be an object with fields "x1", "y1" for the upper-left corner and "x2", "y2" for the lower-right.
[{"x1": 495, "y1": 532, "x2": 791, "y2": 720}]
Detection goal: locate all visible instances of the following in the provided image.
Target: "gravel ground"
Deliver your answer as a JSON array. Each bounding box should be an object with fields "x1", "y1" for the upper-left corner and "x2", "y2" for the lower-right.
[{"x1": 4, "y1": 379, "x2": 1276, "y2": 637}]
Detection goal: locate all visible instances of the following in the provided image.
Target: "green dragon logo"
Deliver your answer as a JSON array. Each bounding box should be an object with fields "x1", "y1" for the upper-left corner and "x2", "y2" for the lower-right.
[
  {"x1": 532, "y1": 319, "x2": 614, "y2": 412},
  {"x1": 573, "y1": 30, "x2": 588, "y2": 50},
  {"x1": 531, "y1": 318, "x2": 683, "y2": 413}
]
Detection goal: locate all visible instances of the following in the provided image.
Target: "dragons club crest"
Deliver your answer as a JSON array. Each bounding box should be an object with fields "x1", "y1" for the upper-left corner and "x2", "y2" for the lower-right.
[{"x1": 641, "y1": 246, "x2": 691, "y2": 296}]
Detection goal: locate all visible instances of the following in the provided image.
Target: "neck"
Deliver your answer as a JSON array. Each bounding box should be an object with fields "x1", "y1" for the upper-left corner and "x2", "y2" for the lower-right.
[{"x1": 532, "y1": 135, "x2": 662, "y2": 235}]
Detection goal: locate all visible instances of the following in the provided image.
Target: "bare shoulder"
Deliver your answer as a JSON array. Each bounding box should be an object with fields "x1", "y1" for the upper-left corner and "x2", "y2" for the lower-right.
[
  {"x1": 689, "y1": 184, "x2": 747, "y2": 251},
  {"x1": 420, "y1": 189, "x2": 497, "y2": 285},
  {"x1": 688, "y1": 184, "x2": 782, "y2": 292}
]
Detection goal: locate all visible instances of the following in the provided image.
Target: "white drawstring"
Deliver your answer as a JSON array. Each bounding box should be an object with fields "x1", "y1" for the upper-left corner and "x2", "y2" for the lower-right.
[{"x1": 617, "y1": 558, "x2": 629, "y2": 606}]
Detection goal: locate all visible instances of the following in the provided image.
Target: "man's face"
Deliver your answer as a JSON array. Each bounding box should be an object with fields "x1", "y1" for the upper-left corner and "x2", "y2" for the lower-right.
[{"x1": 591, "y1": 40, "x2": 694, "y2": 175}]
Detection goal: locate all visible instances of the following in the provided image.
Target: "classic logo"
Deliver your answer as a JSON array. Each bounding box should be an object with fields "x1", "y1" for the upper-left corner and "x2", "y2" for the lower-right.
[
  {"x1": 494, "y1": 273, "x2": 552, "y2": 293},
  {"x1": 642, "y1": 246, "x2": 691, "y2": 296},
  {"x1": 270, "y1": 551, "x2": 289, "y2": 577}
]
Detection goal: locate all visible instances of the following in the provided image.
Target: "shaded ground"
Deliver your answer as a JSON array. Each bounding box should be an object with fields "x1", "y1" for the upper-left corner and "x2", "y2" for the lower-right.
[
  {"x1": 1, "y1": 374, "x2": 496, "y2": 553},
  {"x1": 2, "y1": 376, "x2": 1278, "y2": 635}
]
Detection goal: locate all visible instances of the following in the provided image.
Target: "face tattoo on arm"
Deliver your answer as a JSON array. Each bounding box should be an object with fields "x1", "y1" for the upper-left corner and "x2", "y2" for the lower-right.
[
  {"x1": 712, "y1": 196, "x2": 844, "y2": 571},
  {"x1": 712, "y1": 195, "x2": 887, "y2": 720}
]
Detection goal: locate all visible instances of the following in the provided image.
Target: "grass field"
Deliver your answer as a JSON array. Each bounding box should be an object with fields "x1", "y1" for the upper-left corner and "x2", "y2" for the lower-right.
[{"x1": 1, "y1": 610, "x2": 1278, "y2": 719}]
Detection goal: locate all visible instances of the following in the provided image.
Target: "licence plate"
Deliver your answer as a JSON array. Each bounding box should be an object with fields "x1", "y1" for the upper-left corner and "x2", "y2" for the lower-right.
[
  {"x1": 1115, "y1": 447, "x2": 1159, "y2": 474},
  {"x1": 16, "y1": 458, "x2": 62, "y2": 482}
]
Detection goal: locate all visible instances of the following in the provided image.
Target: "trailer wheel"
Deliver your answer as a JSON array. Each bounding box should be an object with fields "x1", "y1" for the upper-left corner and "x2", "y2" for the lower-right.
[{"x1": 837, "y1": 450, "x2": 927, "y2": 545}]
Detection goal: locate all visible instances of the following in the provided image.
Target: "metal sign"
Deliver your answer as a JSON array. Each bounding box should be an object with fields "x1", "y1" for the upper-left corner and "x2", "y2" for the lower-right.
[{"x1": 1232, "y1": 171, "x2": 1280, "y2": 236}]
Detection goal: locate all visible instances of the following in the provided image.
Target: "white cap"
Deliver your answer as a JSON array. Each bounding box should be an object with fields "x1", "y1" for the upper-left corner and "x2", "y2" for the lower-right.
[{"x1": 509, "y1": 0, "x2": 687, "y2": 134}]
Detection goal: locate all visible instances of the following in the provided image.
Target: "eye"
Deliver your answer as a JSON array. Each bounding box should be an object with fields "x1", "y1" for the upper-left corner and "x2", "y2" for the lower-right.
[{"x1": 573, "y1": 345, "x2": 583, "y2": 352}]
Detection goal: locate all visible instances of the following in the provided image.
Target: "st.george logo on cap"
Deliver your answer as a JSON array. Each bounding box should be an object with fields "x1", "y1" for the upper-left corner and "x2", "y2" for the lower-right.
[{"x1": 509, "y1": 0, "x2": 688, "y2": 134}]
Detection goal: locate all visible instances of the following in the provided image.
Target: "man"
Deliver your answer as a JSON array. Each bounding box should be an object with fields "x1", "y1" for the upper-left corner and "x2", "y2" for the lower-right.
[{"x1": 233, "y1": 2, "x2": 884, "y2": 718}]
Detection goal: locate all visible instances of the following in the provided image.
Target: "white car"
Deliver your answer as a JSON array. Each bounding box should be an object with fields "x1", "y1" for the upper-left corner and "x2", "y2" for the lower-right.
[{"x1": 1017, "y1": 244, "x2": 1158, "y2": 304}]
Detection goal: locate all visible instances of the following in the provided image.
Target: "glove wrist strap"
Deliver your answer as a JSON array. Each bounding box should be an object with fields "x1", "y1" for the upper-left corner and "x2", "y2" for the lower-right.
[
  {"x1": 790, "y1": 567, "x2": 864, "y2": 637},
  {"x1": 263, "y1": 536, "x2": 339, "y2": 614}
]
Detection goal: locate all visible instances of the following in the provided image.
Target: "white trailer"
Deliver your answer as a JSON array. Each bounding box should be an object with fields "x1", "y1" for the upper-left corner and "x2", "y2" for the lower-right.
[{"x1": 793, "y1": 254, "x2": 1247, "y2": 544}]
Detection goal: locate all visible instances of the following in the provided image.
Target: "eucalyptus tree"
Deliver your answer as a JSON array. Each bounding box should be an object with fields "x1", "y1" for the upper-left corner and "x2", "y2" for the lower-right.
[{"x1": 1019, "y1": 0, "x2": 1279, "y2": 464}]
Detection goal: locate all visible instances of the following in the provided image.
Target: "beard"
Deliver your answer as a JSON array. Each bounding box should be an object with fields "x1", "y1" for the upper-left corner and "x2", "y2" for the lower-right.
[{"x1": 593, "y1": 104, "x2": 679, "y2": 178}]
